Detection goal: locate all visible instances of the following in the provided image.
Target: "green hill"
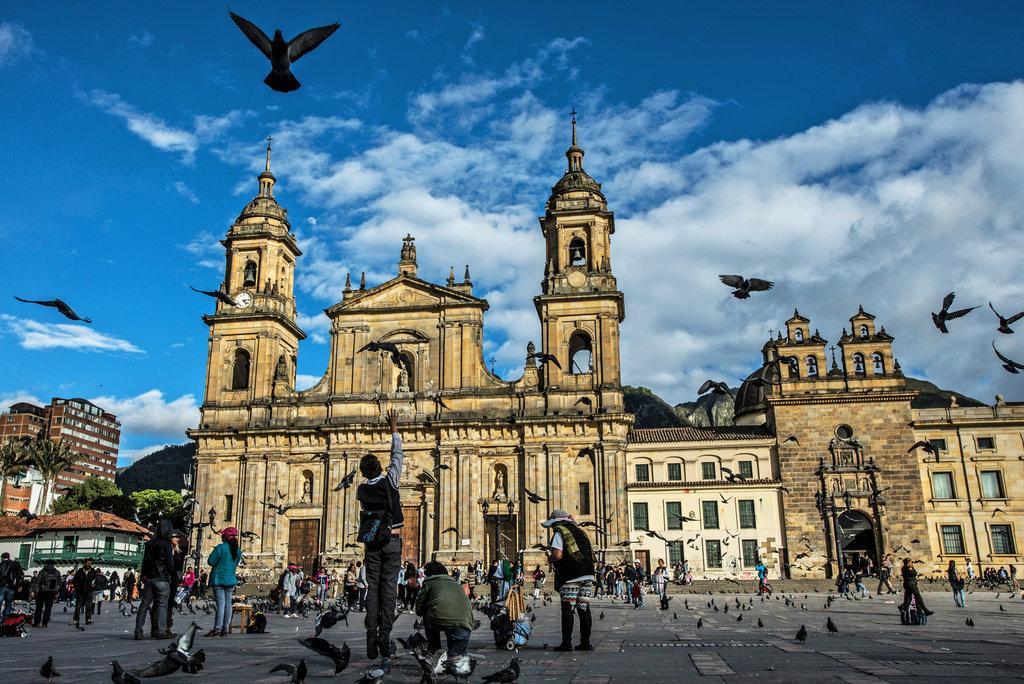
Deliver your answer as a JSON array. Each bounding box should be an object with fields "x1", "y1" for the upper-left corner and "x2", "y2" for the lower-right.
[
  {"x1": 116, "y1": 443, "x2": 195, "y2": 495},
  {"x1": 905, "y1": 377, "x2": 986, "y2": 409},
  {"x1": 623, "y1": 385, "x2": 684, "y2": 429}
]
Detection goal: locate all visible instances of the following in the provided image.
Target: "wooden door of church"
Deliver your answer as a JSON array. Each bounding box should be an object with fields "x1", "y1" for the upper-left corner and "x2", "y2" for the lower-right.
[
  {"x1": 399, "y1": 505, "x2": 421, "y2": 565},
  {"x1": 486, "y1": 515, "x2": 518, "y2": 563},
  {"x1": 288, "y1": 519, "x2": 320, "y2": 576}
]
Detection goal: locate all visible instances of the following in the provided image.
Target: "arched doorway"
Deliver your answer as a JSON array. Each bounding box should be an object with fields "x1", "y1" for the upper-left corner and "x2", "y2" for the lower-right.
[{"x1": 837, "y1": 510, "x2": 877, "y2": 570}]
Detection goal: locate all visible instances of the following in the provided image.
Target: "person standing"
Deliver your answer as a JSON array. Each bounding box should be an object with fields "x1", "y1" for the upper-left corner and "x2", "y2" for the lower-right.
[
  {"x1": 543, "y1": 509, "x2": 596, "y2": 652},
  {"x1": 947, "y1": 560, "x2": 965, "y2": 607},
  {"x1": 1009, "y1": 564, "x2": 1020, "y2": 593},
  {"x1": 282, "y1": 565, "x2": 302, "y2": 617},
  {"x1": 108, "y1": 570, "x2": 121, "y2": 602},
  {"x1": 652, "y1": 560, "x2": 669, "y2": 601},
  {"x1": 852, "y1": 557, "x2": 869, "y2": 598},
  {"x1": 91, "y1": 568, "x2": 109, "y2": 615},
  {"x1": 356, "y1": 409, "x2": 404, "y2": 664},
  {"x1": 177, "y1": 566, "x2": 196, "y2": 607},
  {"x1": 755, "y1": 558, "x2": 771, "y2": 597},
  {"x1": 899, "y1": 558, "x2": 933, "y2": 617},
  {"x1": 204, "y1": 527, "x2": 241, "y2": 637},
  {"x1": 316, "y1": 567, "x2": 329, "y2": 603},
  {"x1": 356, "y1": 561, "x2": 367, "y2": 611},
  {"x1": 135, "y1": 520, "x2": 176, "y2": 640},
  {"x1": 0, "y1": 551, "x2": 25, "y2": 620},
  {"x1": 474, "y1": 559, "x2": 483, "y2": 586},
  {"x1": 877, "y1": 554, "x2": 896, "y2": 595},
  {"x1": 30, "y1": 559, "x2": 61, "y2": 628},
  {"x1": 73, "y1": 558, "x2": 98, "y2": 628},
  {"x1": 965, "y1": 558, "x2": 975, "y2": 583},
  {"x1": 344, "y1": 563, "x2": 358, "y2": 609},
  {"x1": 197, "y1": 570, "x2": 208, "y2": 600},
  {"x1": 532, "y1": 565, "x2": 547, "y2": 600}
]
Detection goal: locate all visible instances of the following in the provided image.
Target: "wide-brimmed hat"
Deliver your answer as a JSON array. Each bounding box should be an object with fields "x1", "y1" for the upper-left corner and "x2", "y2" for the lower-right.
[
  {"x1": 220, "y1": 526, "x2": 239, "y2": 539},
  {"x1": 541, "y1": 509, "x2": 572, "y2": 528}
]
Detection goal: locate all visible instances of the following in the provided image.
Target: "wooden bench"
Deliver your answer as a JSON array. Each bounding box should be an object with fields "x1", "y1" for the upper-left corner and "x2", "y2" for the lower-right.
[{"x1": 229, "y1": 604, "x2": 252, "y2": 634}]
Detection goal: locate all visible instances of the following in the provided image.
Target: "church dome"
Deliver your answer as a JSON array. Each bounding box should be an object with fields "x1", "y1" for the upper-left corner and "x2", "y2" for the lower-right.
[
  {"x1": 547, "y1": 113, "x2": 607, "y2": 211},
  {"x1": 733, "y1": 363, "x2": 778, "y2": 422},
  {"x1": 236, "y1": 140, "x2": 290, "y2": 226}
]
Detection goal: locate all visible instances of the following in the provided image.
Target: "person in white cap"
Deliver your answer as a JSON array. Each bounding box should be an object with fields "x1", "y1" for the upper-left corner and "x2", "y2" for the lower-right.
[{"x1": 541, "y1": 509, "x2": 595, "y2": 652}]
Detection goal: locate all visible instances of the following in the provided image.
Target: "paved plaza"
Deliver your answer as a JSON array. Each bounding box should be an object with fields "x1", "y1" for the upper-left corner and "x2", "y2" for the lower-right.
[{"x1": 5, "y1": 587, "x2": 1024, "y2": 682}]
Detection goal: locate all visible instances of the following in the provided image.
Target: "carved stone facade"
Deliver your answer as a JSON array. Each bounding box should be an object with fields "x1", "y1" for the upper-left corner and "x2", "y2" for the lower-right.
[{"x1": 189, "y1": 128, "x2": 633, "y2": 576}]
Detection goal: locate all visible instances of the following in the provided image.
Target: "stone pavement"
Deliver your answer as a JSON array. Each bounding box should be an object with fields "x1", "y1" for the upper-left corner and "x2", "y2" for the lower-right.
[{"x1": 5, "y1": 588, "x2": 1024, "y2": 682}]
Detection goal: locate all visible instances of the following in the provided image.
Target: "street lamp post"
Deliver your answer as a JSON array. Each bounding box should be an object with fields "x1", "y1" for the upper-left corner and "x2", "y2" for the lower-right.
[{"x1": 481, "y1": 499, "x2": 516, "y2": 562}]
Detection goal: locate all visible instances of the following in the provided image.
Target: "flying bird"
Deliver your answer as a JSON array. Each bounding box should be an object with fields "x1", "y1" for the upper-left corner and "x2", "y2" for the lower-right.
[
  {"x1": 931, "y1": 292, "x2": 979, "y2": 333},
  {"x1": 574, "y1": 397, "x2": 593, "y2": 408},
  {"x1": 13, "y1": 297, "x2": 91, "y2": 323},
  {"x1": 697, "y1": 380, "x2": 731, "y2": 396},
  {"x1": 524, "y1": 488, "x2": 548, "y2": 504},
  {"x1": 720, "y1": 466, "x2": 746, "y2": 483},
  {"x1": 908, "y1": 441, "x2": 940, "y2": 457},
  {"x1": 991, "y1": 507, "x2": 1006, "y2": 518},
  {"x1": 645, "y1": 530, "x2": 669, "y2": 543},
  {"x1": 269, "y1": 659, "x2": 307, "y2": 684},
  {"x1": 432, "y1": 395, "x2": 452, "y2": 411},
  {"x1": 989, "y1": 302, "x2": 1024, "y2": 334},
  {"x1": 40, "y1": 656, "x2": 60, "y2": 680},
  {"x1": 527, "y1": 352, "x2": 561, "y2": 369},
  {"x1": 228, "y1": 11, "x2": 341, "y2": 93},
  {"x1": 719, "y1": 275, "x2": 774, "y2": 299},
  {"x1": 481, "y1": 657, "x2": 521, "y2": 683},
  {"x1": 719, "y1": 493, "x2": 734, "y2": 504},
  {"x1": 782, "y1": 435, "x2": 800, "y2": 446},
  {"x1": 669, "y1": 513, "x2": 698, "y2": 524},
  {"x1": 442, "y1": 526, "x2": 461, "y2": 538},
  {"x1": 578, "y1": 521, "x2": 606, "y2": 534},
  {"x1": 17, "y1": 508, "x2": 38, "y2": 522},
  {"x1": 263, "y1": 501, "x2": 292, "y2": 515},
  {"x1": 240, "y1": 531, "x2": 259, "y2": 540},
  {"x1": 189, "y1": 286, "x2": 237, "y2": 307},
  {"x1": 333, "y1": 469, "x2": 357, "y2": 491},
  {"x1": 357, "y1": 341, "x2": 404, "y2": 366},
  {"x1": 297, "y1": 638, "x2": 351, "y2": 675},
  {"x1": 993, "y1": 342, "x2": 1024, "y2": 374},
  {"x1": 433, "y1": 463, "x2": 452, "y2": 473}
]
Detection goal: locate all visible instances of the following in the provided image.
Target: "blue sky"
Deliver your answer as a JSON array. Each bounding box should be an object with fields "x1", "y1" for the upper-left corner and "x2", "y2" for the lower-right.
[{"x1": 2, "y1": 1, "x2": 1024, "y2": 463}]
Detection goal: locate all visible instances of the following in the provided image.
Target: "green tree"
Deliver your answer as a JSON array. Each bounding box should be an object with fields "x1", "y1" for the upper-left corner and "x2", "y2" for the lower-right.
[
  {"x1": 0, "y1": 439, "x2": 32, "y2": 514},
  {"x1": 131, "y1": 489, "x2": 185, "y2": 527},
  {"x1": 52, "y1": 476, "x2": 123, "y2": 514},
  {"x1": 28, "y1": 438, "x2": 82, "y2": 514}
]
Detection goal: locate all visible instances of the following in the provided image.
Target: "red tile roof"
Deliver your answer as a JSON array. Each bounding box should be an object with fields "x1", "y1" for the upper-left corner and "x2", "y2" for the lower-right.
[
  {"x1": 628, "y1": 426, "x2": 773, "y2": 443},
  {"x1": 0, "y1": 510, "x2": 147, "y2": 538}
]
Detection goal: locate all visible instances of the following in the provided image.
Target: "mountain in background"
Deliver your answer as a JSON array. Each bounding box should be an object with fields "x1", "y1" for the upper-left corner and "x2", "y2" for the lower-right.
[
  {"x1": 623, "y1": 386, "x2": 685, "y2": 429},
  {"x1": 906, "y1": 377, "x2": 986, "y2": 408},
  {"x1": 116, "y1": 443, "x2": 195, "y2": 495},
  {"x1": 675, "y1": 390, "x2": 737, "y2": 427}
]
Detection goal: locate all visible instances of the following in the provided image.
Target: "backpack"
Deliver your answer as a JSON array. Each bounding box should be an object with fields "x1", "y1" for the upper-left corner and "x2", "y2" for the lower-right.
[
  {"x1": 39, "y1": 571, "x2": 61, "y2": 594},
  {"x1": 357, "y1": 508, "x2": 393, "y2": 549}
]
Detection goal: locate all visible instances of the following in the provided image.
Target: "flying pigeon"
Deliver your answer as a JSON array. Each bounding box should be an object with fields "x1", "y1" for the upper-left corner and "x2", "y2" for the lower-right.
[
  {"x1": 189, "y1": 286, "x2": 237, "y2": 307},
  {"x1": 228, "y1": 11, "x2": 341, "y2": 93},
  {"x1": 297, "y1": 638, "x2": 350, "y2": 674},
  {"x1": 17, "y1": 508, "x2": 38, "y2": 522},
  {"x1": 524, "y1": 488, "x2": 548, "y2": 504},
  {"x1": 333, "y1": 468, "x2": 357, "y2": 491},
  {"x1": 14, "y1": 297, "x2": 91, "y2": 323},
  {"x1": 110, "y1": 662, "x2": 142, "y2": 684},
  {"x1": 719, "y1": 275, "x2": 774, "y2": 299},
  {"x1": 527, "y1": 351, "x2": 562, "y2": 369},
  {"x1": 989, "y1": 302, "x2": 1024, "y2": 334},
  {"x1": 697, "y1": 380, "x2": 730, "y2": 396},
  {"x1": 357, "y1": 340, "x2": 404, "y2": 366},
  {"x1": 993, "y1": 342, "x2": 1024, "y2": 374},
  {"x1": 931, "y1": 291, "x2": 979, "y2": 333},
  {"x1": 269, "y1": 659, "x2": 307, "y2": 684}
]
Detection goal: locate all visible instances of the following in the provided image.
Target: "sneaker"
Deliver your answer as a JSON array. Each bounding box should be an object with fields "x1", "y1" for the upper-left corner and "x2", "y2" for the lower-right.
[
  {"x1": 204, "y1": 629, "x2": 220, "y2": 637},
  {"x1": 552, "y1": 643, "x2": 573, "y2": 652},
  {"x1": 432, "y1": 650, "x2": 448, "y2": 676}
]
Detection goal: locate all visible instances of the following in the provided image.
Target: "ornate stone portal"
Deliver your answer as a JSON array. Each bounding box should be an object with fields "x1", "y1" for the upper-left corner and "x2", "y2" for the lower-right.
[{"x1": 188, "y1": 123, "x2": 634, "y2": 577}]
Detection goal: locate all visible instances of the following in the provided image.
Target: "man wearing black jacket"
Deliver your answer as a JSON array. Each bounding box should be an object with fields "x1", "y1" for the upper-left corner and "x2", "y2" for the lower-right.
[
  {"x1": 135, "y1": 519, "x2": 176, "y2": 639},
  {"x1": 0, "y1": 551, "x2": 25, "y2": 620},
  {"x1": 72, "y1": 558, "x2": 98, "y2": 628}
]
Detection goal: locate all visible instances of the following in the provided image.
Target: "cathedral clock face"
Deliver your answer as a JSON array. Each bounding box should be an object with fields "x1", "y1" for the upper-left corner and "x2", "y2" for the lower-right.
[
  {"x1": 567, "y1": 270, "x2": 587, "y2": 289},
  {"x1": 234, "y1": 291, "x2": 253, "y2": 309}
]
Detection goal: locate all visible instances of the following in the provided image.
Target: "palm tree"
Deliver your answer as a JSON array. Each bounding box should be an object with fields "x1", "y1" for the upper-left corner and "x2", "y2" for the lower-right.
[
  {"x1": 0, "y1": 438, "x2": 32, "y2": 513},
  {"x1": 27, "y1": 438, "x2": 81, "y2": 514}
]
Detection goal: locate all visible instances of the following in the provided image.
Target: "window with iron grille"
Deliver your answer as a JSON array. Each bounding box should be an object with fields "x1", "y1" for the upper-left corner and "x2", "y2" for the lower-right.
[
  {"x1": 632, "y1": 502, "x2": 649, "y2": 531},
  {"x1": 635, "y1": 463, "x2": 651, "y2": 482},
  {"x1": 668, "y1": 541, "x2": 684, "y2": 566},
  {"x1": 739, "y1": 461, "x2": 754, "y2": 479},
  {"x1": 738, "y1": 500, "x2": 756, "y2": 528},
  {"x1": 667, "y1": 462, "x2": 682, "y2": 481},
  {"x1": 941, "y1": 525, "x2": 965, "y2": 555},
  {"x1": 701, "y1": 462, "x2": 716, "y2": 480},
  {"x1": 741, "y1": 539, "x2": 759, "y2": 568},
  {"x1": 666, "y1": 501, "x2": 683, "y2": 530},
  {"x1": 991, "y1": 525, "x2": 1016, "y2": 555},
  {"x1": 224, "y1": 494, "x2": 234, "y2": 521},
  {"x1": 702, "y1": 500, "x2": 719, "y2": 529},
  {"x1": 705, "y1": 540, "x2": 723, "y2": 568}
]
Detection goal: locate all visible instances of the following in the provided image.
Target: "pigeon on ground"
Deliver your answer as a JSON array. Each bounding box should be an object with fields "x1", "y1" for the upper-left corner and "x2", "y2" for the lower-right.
[
  {"x1": 826, "y1": 616, "x2": 838, "y2": 633},
  {"x1": 989, "y1": 302, "x2": 1024, "y2": 334},
  {"x1": 297, "y1": 638, "x2": 350, "y2": 674},
  {"x1": 757, "y1": 618, "x2": 764, "y2": 628},
  {"x1": 228, "y1": 11, "x2": 341, "y2": 93},
  {"x1": 189, "y1": 286, "x2": 237, "y2": 307},
  {"x1": 719, "y1": 275, "x2": 773, "y2": 299},
  {"x1": 966, "y1": 617, "x2": 974, "y2": 628},
  {"x1": 796, "y1": 625, "x2": 807, "y2": 642},
  {"x1": 333, "y1": 468, "x2": 357, "y2": 491},
  {"x1": 355, "y1": 658, "x2": 392, "y2": 684},
  {"x1": 481, "y1": 657, "x2": 520, "y2": 683},
  {"x1": 110, "y1": 662, "x2": 142, "y2": 684},
  {"x1": 696, "y1": 617, "x2": 703, "y2": 628},
  {"x1": 40, "y1": 656, "x2": 60, "y2": 680},
  {"x1": 270, "y1": 659, "x2": 307, "y2": 684},
  {"x1": 993, "y1": 342, "x2": 1024, "y2": 374},
  {"x1": 932, "y1": 292, "x2": 979, "y2": 333},
  {"x1": 14, "y1": 297, "x2": 91, "y2": 323}
]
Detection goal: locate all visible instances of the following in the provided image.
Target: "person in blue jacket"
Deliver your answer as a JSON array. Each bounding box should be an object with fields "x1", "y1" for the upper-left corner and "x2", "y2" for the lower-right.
[{"x1": 205, "y1": 526, "x2": 242, "y2": 637}]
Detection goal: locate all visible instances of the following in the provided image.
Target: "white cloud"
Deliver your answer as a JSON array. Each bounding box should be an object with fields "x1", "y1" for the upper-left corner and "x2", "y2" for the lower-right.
[
  {"x1": 2, "y1": 314, "x2": 143, "y2": 354},
  {"x1": 0, "y1": 21, "x2": 33, "y2": 68},
  {"x1": 118, "y1": 443, "x2": 172, "y2": 465},
  {"x1": 297, "y1": 310, "x2": 331, "y2": 344},
  {"x1": 127, "y1": 31, "x2": 153, "y2": 48},
  {"x1": 172, "y1": 181, "x2": 199, "y2": 204},
  {"x1": 461, "y1": 24, "x2": 485, "y2": 64},
  {"x1": 295, "y1": 375, "x2": 321, "y2": 391},
  {"x1": 0, "y1": 390, "x2": 43, "y2": 412},
  {"x1": 78, "y1": 90, "x2": 248, "y2": 164},
  {"x1": 90, "y1": 389, "x2": 199, "y2": 438},
  {"x1": 179, "y1": 232, "x2": 223, "y2": 270}
]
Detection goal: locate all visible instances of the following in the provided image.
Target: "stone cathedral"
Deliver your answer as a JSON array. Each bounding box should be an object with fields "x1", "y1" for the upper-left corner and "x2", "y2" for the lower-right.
[{"x1": 189, "y1": 122, "x2": 633, "y2": 580}]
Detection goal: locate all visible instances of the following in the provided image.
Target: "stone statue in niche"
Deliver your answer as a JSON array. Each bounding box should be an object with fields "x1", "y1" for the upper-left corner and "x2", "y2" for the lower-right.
[
  {"x1": 492, "y1": 466, "x2": 508, "y2": 499},
  {"x1": 397, "y1": 366, "x2": 409, "y2": 393},
  {"x1": 301, "y1": 473, "x2": 313, "y2": 503}
]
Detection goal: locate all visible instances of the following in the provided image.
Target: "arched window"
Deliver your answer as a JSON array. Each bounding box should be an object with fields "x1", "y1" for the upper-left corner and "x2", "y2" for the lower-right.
[
  {"x1": 852, "y1": 353, "x2": 866, "y2": 376},
  {"x1": 568, "y1": 332, "x2": 593, "y2": 374},
  {"x1": 568, "y1": 237, "x2": 587, "y2": 267},
  {"x1": 871, "y1": 352, "x2": 884, "y2": 375},
  {"x1": 805, "y1": 355, "x2": 818, "y2": 377},
  {"x1": 859, "y1": 324, "x2": 869, "y2": 339},
  {"x1": 231, "y1": 349, "x2": 250, "y2": 390},
  {"x1": 243, "y1": 260, "x2": 258, "y2": 287},
  {"x1": 794, "y1": 328, "x2": 804, "y2": 342}
]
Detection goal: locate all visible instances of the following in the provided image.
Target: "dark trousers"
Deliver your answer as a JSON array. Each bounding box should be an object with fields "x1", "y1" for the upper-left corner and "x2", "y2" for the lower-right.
[
  {"x1": 73, "y1": 593, "x2": 94, "y2": 624},
  {"x1": 425, "y1": 619, "x2": 470, "y2": 656},
  {"x1": 135, "y1": 579, "x2": 170, "y2": 636},
  {"x1": 363, "y1": 536, "x2": 402, "y2": 647},
  {"x1": 33, "y1": 591, "x2": 56, "y2": 626},
  {"x1": 152, "y1": 582, "x2": 177, "y2": 632},
  {"x1": 900, "y1": 583, "x2": 931, "y2": 614}
]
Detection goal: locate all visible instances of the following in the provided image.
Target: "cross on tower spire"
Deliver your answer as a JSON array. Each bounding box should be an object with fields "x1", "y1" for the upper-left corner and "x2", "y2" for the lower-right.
[
  {"x1": 566, "y1": 109, "x2": 584, "y2": 171},
  {"x1": 265, "y1": 135, "x2": 273, "y2": 172}
]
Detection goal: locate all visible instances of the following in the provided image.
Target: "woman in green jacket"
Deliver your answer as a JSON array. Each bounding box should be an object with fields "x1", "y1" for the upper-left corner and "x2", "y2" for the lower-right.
[{"x1": 205, "y1": 527, "x2": 241, "y2": 637}]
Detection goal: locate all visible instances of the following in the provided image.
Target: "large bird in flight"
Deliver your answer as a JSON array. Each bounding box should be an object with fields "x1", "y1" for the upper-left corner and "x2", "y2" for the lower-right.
[
  {"x1": 14, "y1": 297, "x2": 91, "y2": 323},
  {"x1": 228, "y1": 11, "x2": 341, "y2": 93},
  {"x1": 719, "y1": 275, "x2": 773, "y2": 299}
]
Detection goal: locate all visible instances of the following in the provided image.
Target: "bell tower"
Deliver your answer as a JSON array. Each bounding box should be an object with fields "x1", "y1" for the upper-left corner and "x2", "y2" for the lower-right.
[
  {"x1": 200, "y1": 138, "x2": 306, "y2": 409},
  {"x1": 534, "y1": 113, "x2": 625, "y2": 412}
]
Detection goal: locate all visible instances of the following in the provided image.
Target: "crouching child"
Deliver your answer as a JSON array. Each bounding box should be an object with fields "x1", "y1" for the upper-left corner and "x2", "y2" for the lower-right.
[{"x1": 415, "y1": 561, "x2": 475, "y2": 674}]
